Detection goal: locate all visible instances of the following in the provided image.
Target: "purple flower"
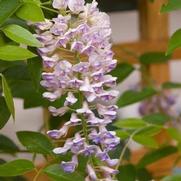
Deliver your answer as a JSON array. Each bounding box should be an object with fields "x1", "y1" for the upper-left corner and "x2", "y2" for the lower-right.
[
  {"x1": 49, "y1": 106, "x2": 68, "y2": 116},
  {"x1": 47, "y1": 130, "x2": 61, "y2": 139},
  {"x1": 64, "y1": 92, "x2": 77, "y2": 106},
  {"x1": 71, "y1": 134, "x2": 85, "y2": 153},
  {"x1": 82, "y1": 145, "x2": 97, "y2": 156},
  {"x1": 53, "y1": 0, "x2": 68, "y2": 9},
  {"x1": 76, "y1": 102, "x2": 92, "y2": 115},
  {"x1": 86, "y1": 164, "x2": 97, "y2": 181},
  {"x1": 61, "y1": 155, "x2": 78, "y2": 173},
  {"x1": 68, "y1": 0, "x2": 85, "y2": 13},
  {"x1": 36, "y1": 0, "x2": 120, "y2": 179}
]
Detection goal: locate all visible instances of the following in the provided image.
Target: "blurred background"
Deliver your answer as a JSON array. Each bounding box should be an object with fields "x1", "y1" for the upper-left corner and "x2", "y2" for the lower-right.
[{"x1": 1, "y1": 0, "x2": 181, "y2": 164}]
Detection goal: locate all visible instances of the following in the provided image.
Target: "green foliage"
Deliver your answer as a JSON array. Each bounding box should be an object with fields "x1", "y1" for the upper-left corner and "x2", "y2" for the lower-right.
[
  {"x1": 110, "y1": 63, "x2": 134, "y2": 83},
  {"x1": 0, "y1": 0, "x2": 22, "y2": 25},
  {"x1": 166, "y1": 29, "x2": 181, "y2": 55},
  {"x1": 162, "y1": 82, "x2": 181, "y2": 89},
  {"x1": 0, "y1": 159, "x2": 34, "y2": 177},
  {"x1": 43, "y1": 164, "x2": 84, "y2": 181},
  {"x1": 114, "y1": 118, "x2": 147, "y2": 129},
  {"x1": 2, "y1": 24, "x2": 41, "y2": 47},
  {"x1": 133, "y1": 135, "x2": 158, "y2": 148},
  {"x1": 0, "y1": 74, "x2": 15, "y2": 119},
  {"x1": 0, "y1": 134, "x2": 19, "y2": 154},
  {"x1": 117, "y1": 87, "x2": 157, "y2": 107},
  {"x1": 137, "y1": 146, "x2": 178, "y2": 168},
  {"x1": 139, "y1": 52, "x2": 171, "y2": 65},
  {"x1": 167, "y1": 128, "x2": 181, "y2": 142},
  {"x1": 0, "y1": 97, "x2": 10, "y2": 129},
  {"x1": 0, "y1": 45, "x2": 37, "y2": 61},
  {"x1": 161, "y1": 174, "x2": 181, "y2": 181},
  {"x1": 117, "y1": 164, "x2": 152, "y2": 181},
  {"x1": 117, "y1": 164, "x2": 136, "y2": 181},
  {"x1": 27, "y1": 57, "x2": 42, "y2": 90},
  {"x1": 16, "y1": 131, "x2": 54, "y2": 155},
  {"x1": 161, "y1": 0, "x2": 181, "y2": 13},
  {"x1": 16, "y1": 3, "x2": 45, "y2": 22},
  {"x1": 143, "y1": 113, "x2": 170, "y2": 125}
]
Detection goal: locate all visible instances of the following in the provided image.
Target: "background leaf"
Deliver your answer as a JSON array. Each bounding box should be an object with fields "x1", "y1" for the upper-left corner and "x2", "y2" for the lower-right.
[
  {"x1": 2, "y1": 24, "x2": 41, "y2": 47},
  {"x1": 43, "y1": 164, "x2": 84, "y2": 181},
  {"x1": 0, "y1": 45, "x2": 36, "y2": 61},
  {"x1": 161, "y1": 0, "x2": 181, "y2": 13},
  {"x1": 16, "y1": 3, "x2": 44, "y2": 22},
  {"x1": 0, "y1": 0, "x2": 22, "y2": 25},
  {"x1": 0, "y1": 74, "x2": 15, "y2": 119},
  {"x1": 167, "y1": 128, "x2": 181, "y2": 142},
  {"x1": 114, "y1": 118, "x2": 147, "y2": 129},
  {"x1": 137, "y1": 146, "x2": 178, "y2": 168},
  {"x1": 143, "y1": 113, "x2": 170, "y2": 125},
  {"x1": 117, "y1": 87, "x2": 157, "y2": 107},
  {"x1": 0, "y1": 134, "x2": 19, "y2": 154},
  {"x1": 133, "y1": 135, "x2": 158, "y2": 148},
  {"x1": 17, "y1": 131, "x2": 54, "y2": 155},
  {"x1": 0, "y1": 159, "x2": 34, "y2": 177},
  {"x1": 110, "y1": 63, "x2": 134, "y2": 83},
  {"x1": 0, "y1": 97, "x2": 10, "y2": 129},
  {"x1": 162, "y1": 82, "x2": 181, "y2": 89},
  {"x1": 27, "y1": 57, "x2": 42, "y2": 90},
  {"x1": 161, "y1": 174, "x2": 181, "y2": 181},
  {"x1": 166, "y1": 29, "x2": 181, "y2": 55},
  {"x1": 117, "y1": 164, "x2": 136, "y2": 181},
  {"x1": 139, "y1": 52, "x2": 171, "y2": 65}
]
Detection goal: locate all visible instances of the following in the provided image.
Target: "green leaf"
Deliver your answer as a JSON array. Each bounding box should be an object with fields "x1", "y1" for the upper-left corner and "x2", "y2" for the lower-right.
[
  {"x1": 137, "y1": 146, "x2": 178, "y2": 168},
  {"x1": 110, "y1": 63, "x2": 134, "y2": 83},
  {"x1": 43, "y1": 164, "x2": 84, "y2": 181},
  {"x1": 133, "y1": 135, "x2": 158, "y2": 148},
  {"x1": 2, "y1": 24, "x2": 41, "y2": 47},
  {"x1": 117, "y1": 87, "x2": 157, "y2": 107},
  {"x1": 167, "y1": 29, "x2": 181, "y2": 55},
  {"x1": 0, "y1": 0, "x2": 22, "y2": 25},
  {"x1": 136, "y1": 168, "x2": 152, "y2": 181},
  {"x1": 16, "y1": 3, "x2": 44, "y2": 22},
  {"x1": 117, "y1": 164, "x2": 136, "y2": 181},
  {"x1": 116, "y1": 130, "x2": 130, "y2": 139},
  {"x1": 135, "y1": 126, "x2": 162, "y2": 137},
  {"x1": 0, "y1": 159, "x2": 34, "y2": 177},
  {"x1": 27, "y1": 57, "x2": 42, "y2": 90},
  {"x1": 0, "y1": 134, "x2": 19, "y2": 154},
  {"x1": 114, "y1": 118, "x2": 147, "y2": 129},
  {"x1": 139, "y1": 52, "x2": 171, "y2": 65},
  {"x1": 16, "y1": 131, "x2": 53, "y2": 155},
  {"x1": 167, "y1": 128, "x2": 181, "y2": 142},
  {"x1": 161, "y1": 174, "x2": 181, "y2": 181},
  {"x1": 0, "y1": 74, "x2": 15, "y2": 119},
  {"x1": 162, "y1": 82, "x2": 181, "y2": 89},
  {"x1": 23, "y1": 0, "x2": 41, "y2": 5},
  {"x1": 0, "y1": 97, "x2": 10, "y2": 129},
  {"x1": 0, "y1": 45, "x2": 37, "y2": 61},
  {"x1": 161, "y1": 0, "x2": 181, "y2": 13},
  {"x1": 143, "y1": 113, "x2": 170, "y2": 125}
]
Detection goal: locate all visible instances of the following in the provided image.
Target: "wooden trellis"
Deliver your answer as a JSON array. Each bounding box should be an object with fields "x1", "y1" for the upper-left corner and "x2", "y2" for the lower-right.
[
  {"x1": 113, "y1": 0, "x2": 181, "y2": 178},
  {"x1": 25, "y1": 0, "x2": 181, "y2": 180}
]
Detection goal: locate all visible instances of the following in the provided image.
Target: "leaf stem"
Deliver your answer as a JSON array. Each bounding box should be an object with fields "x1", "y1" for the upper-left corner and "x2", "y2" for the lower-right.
[
  {"x1": 115, "y1": 128, "x2": 144, "y2": 170},
  {"x1": 40, "y1": 6, "x2": 59, "y2": 13},
  {"x1": 41, "y1": 1, "x2": 52, "y2": 5}
]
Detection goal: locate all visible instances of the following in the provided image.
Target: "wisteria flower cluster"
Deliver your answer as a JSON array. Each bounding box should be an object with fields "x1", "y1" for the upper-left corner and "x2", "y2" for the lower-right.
[
  {"x1": 139, "y1": 90, "x2": 176, "y2": 117},
  {"x1": 35, "y1": 0, "x2": 120, "y2": 180}
]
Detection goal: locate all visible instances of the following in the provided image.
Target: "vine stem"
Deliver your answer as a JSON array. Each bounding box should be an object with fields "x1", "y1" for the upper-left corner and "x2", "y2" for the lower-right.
[
  {"x1": 40, "y1": 6, "x2": 59, "y2": 13},
  {"x1": 115, "y1": 128, "x2": 145, "y2": 171}
]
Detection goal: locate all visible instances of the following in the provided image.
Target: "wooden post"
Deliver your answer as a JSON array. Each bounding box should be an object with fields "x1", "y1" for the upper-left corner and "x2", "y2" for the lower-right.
[{"x1": 138, "y1": 0, "x2": 170, "y2": 85}]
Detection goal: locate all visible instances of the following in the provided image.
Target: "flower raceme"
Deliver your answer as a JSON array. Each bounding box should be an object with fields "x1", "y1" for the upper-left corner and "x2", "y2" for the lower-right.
[{"x1": 36, "y1": 0, "x2": 120, "y2": 180}]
